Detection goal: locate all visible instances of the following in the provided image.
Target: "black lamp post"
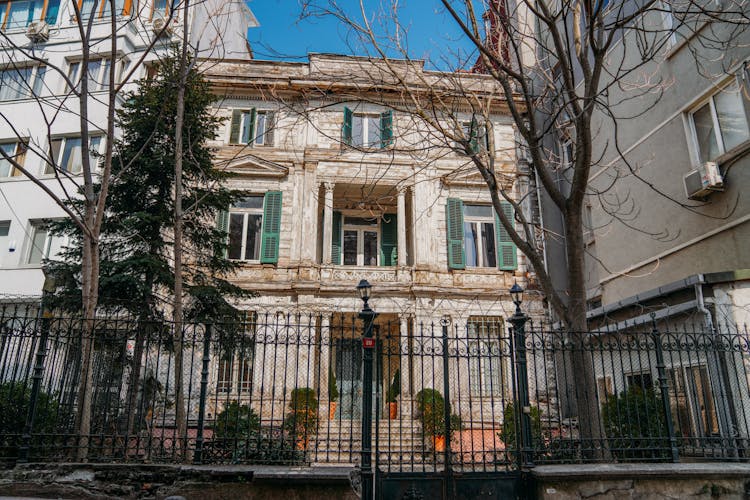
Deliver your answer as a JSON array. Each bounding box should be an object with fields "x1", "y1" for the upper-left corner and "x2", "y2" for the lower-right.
[
  {"x1": 357, "y1": 279, "x2": 378, "y2": 499},
  {"x1": 508, "y1": 281, "x2": 534, "y2": 467}
]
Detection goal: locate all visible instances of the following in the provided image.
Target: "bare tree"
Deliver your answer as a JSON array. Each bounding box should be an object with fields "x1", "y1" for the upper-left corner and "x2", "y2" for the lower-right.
[{"x1": 297, "y1": 0, "x2": 749, "y2": 457}]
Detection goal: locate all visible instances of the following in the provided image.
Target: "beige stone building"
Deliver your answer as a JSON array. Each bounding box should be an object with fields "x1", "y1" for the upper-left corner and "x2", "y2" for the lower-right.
[{"x1": 197, "y1": 54, "x2": 544, "y2": 432}]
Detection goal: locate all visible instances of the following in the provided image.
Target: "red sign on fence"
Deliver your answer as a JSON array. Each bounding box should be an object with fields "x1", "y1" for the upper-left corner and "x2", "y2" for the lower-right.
[{"x1": 362, "y1": 337, "x2": 375, "y2": 349}]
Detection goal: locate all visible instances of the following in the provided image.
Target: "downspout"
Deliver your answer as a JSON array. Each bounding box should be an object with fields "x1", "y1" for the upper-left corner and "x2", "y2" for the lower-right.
[{"x1": 696, "y1": 281, "x2": 737, "y2": 457}]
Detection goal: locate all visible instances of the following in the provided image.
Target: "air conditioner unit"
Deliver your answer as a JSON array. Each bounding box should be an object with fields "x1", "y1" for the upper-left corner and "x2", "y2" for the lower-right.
[
  {"x1": 151, "y1": 16, "x2": 172, "y2": 36},
  {"x1": 26, "y1": 21, "x2": 50, "y2": 43},
  {"x1": 684, "y1": 161, "x2": 724, "y2": 200}
]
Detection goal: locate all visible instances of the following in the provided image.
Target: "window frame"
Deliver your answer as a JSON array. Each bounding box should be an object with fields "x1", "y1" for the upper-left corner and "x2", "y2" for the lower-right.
[
  {"x1": 25, "y1": 219, "x2": 63, "y2": 266},
  {"x1": 341, "y1": 215, "x2": 380, "y2": 267},
  {"x1": 227, "y1": 195, "x2": 265, "y2": 262},
  {"x1": 458, "y1": 120, "x2": 490, "y2": 155},
  {"x1": 0, "y1": 0, "x2": 55, "y2": 30},
  {"x1": 228, "y1": 108, "x2": 275, "y2": 147},
  {"x1": 463, "y1": 204, "x2": 497, "y2": 269},
  {"x1": 467, "y1": 316, "x2": 508, "y2": 398},
  {"x1": 0, "y1": 64, "x2": 46, "y2": 101},
  {"x1": 688, "y1": 78, "x2": 750, "y2": 165},
  {"x1": 0, "y1": 140, "x2": 27, "y2": 178},
  {"x1": 215, "y1": 314, "x2": 257, "y2": 394},
  {"x1": 46, "y1": 135, "x2": 104, "y2": 175},
  {"x1": 67, "y1": 58, "x2": 112, "y2": 93},
  {"x1": 76, "y1": 0, "x2": 133, "y2": 20},
  {"x1": 0, "y1": 220, "x2": 9, "y2": 267}
]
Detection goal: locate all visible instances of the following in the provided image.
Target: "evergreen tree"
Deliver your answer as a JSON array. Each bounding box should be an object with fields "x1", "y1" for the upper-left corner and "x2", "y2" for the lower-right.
[{"x1": 47, "y1": 55, "x2": 247, "y2": 320}]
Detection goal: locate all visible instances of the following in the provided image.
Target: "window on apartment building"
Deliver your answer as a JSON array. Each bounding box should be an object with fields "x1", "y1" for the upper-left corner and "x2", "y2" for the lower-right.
[
  {"x1": 626, "y1": 372, "x2": 654, "y2": 391},
  {"x1": 330, "y1": 212, "x2": 397, "y2": 267},
  {"x1": 0, "y1": 65, "x2": 46, "y2": 101},
  {"x1": 46, "y1": 135, "x2": 103, "y2": 174},
  {"x1": 467, "y1": 316, "x2": 507, "y2": 398},
  {"x1": 219, "y1": 192, "x2": 282, "y2": 264},
  {"x1": 228, "y1": 109, "x2": 275, "y2": 146},
  {"x1": 659, "y1": 0, "x2": 678, "y2": 47},
  {"x1": 0, "y1": 221, "x2": 9, "y2": 266},
  {"x1": 668, "y1": 365, "x2": 719, "y2": 438},
  {"x1": 342, "y1": 107, "x2": 393, "y2": 148},
  {"x1": 0, "y1": 0, "x2": 60, "y2": 29},
  {"x1": 0, "y1": 141, "x2": 26, "y2": 177},
  {"x1": 151, "y1": 0, "x2": 176, "y2": 19},
  {"x1": 690, "y1": 80, "x2": 750, "y2": 164},
  {"x1": 68, "y1": 59, "x2": 112, "y2": 92},
  {"x1": 457, "y1": 119, "x2": 489, "y2": 155},
  {"x1": 446, "y1": 198, "x2": 517, "y2": 270},
  {"x1": 26, "y1": 220, "x2": 64, "y2": 265},
  {"x1": 78, "y1": 0, "x2": 133, "y2": 19},
  {"x1": 216, "y1": 315, "x2": 257, "y2": 393}
]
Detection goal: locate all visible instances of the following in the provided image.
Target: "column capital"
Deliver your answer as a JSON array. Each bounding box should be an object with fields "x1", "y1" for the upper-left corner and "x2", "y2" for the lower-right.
[{"x1": 322, "y1": 181, "x2": 335, "y2": 192}]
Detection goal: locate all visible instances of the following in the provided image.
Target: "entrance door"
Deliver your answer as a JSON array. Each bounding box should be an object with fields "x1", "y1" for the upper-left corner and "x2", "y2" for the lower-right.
[{"x1": 336, "y1": 338, "x2": 363, "y2": 419}]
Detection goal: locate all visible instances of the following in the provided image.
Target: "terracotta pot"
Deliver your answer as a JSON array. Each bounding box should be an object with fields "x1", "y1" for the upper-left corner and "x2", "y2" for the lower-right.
[
  {"x1": 388, "y1": 402, "x2": 398, "y2": 419},
  {"x1": 296, "y1": 436, "x2": 309, "y2": 450},
  {"x1": 433, "y1": 435, "x2": 446, "y2": 452},
  {"x1": 329, "y1": 401, "x2": 337, "y2": 419}
]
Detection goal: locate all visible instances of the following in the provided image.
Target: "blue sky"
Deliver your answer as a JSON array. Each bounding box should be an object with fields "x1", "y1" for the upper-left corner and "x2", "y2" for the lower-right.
[{"x1": 245, "y1": 1, "x2": 480, "y2": 70}]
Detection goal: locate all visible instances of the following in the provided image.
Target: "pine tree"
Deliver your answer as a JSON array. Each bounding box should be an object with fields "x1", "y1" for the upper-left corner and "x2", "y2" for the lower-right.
[
  {"x1": 46, "y1": 55, "x2": 248, "y2": 436},
  {"x1": 48, "y1": 55, "x2": 246, "y2": 320}
]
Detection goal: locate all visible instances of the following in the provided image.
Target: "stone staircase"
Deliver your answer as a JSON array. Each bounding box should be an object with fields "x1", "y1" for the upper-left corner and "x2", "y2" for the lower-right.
[{"x1": 310, "y1": 419, "x2": 428, "y2": 465}]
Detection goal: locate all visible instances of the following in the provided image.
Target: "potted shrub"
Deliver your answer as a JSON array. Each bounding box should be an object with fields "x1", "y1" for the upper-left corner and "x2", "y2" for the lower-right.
[
  {"x1": 328, "y1": 367, "x2": 339, "y2": 419},
  {"x1": 498, "y1": 402, "x2": 542, "y2": 461},
  {"x1": 386, "y1": 369, "x2": 400, "y2": 419},
  {"x1": 283, "y1": 387, "x2": 319, "y2": 450},
  {"x1": 214, "y1": 400, "x2": 261, "y2": 460},
  {"x1": 415, "y1": 388, "x2": 463, "y2": 451}
]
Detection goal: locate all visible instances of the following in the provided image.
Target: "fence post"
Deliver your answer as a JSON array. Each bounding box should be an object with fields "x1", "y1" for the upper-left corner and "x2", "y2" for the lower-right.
[
  {"x1": 194, "y1": 323, "x2": 212, "y2": 464},
  {"x1": 441, "y1": 318, "x2": 453, "y2": 475},
  {"x1": 509, "y1": 299, "x2": 533, "y2": 468},
  {"x1": 19, "y1": 277, "x2": 55, "y2": 463},
  {"x1": 651, "y1": 314, "x2": 679, "y2": 462}
]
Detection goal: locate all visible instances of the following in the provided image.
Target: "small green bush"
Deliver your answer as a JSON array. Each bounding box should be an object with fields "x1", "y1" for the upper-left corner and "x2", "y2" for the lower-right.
[
  {"x1": 214, "y1": 401, "x2": 260, "y2": 440},
  {"x1": 415, "y1": 388, "x2": 462, "y2": 437},
  {"x1": 283, "y1": 387, "x2": 319, "y2": 442},
  {"x1": 0, "y1": 381, "x2": 67, "y2": 461},
  {"x1": 602, "y1": 385, "x2": 669, "y2": 460}
]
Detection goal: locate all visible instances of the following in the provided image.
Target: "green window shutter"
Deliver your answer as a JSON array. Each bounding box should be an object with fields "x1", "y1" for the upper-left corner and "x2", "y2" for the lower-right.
[
  {"x1": 469, "y1": 118, "x2": 479, "y2": 154},
  {"x1": 229, "y1": 110, "x2": 242, "y2": 144},
  {"x1": 241, "y1": 108, "x2": 256, "y2": 144},
  {"x1": 445, "y1": 198, "x2": 465, "y2": 270},
  {"x1": 379, "y1": 213, "x2": 397, "y2": 267},
  {"x1": 342, "y1": 107, "x2": 353, "y2": 145},
  {"x1": 217, "y1": 209, "x2": 229, "y2": 258},
  {"x1": 380, "y1": 110, "x2": 393, "y2": 148},
  {"x1": 331, "y1": 211, "x2": 342, "y2": 265},
  {"x1": 260, "y1": 191, "x2": 282, "y2": 264},
  {"x1": 495, "y1": 202, "x2": 518, "y2": 270}
]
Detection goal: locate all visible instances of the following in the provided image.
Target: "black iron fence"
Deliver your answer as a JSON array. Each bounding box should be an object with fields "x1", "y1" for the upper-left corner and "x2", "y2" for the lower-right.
[{"x1": 1, "y1": 306, "x2": 749, "y2": 469}]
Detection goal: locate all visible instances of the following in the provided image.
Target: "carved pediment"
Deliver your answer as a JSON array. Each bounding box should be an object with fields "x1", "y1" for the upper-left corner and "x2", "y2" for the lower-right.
[
  {"x1": 218, "y1": 153, "x2": 290, "y2": 178},
  {"x1": 442, "y1": 163, "x2": 516, "y2": 190}
]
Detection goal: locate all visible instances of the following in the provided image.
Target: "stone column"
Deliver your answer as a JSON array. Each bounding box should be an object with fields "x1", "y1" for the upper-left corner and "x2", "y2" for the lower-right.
[
  {"x1": 399, "y1": 315, "x2": 412, "y2": 417},
  {"x1": 319, "y1": 314, "x2": 334, "y2": 419},
  {"x1": 397, "y1": 187, "x2": 407, "y2": 267},
  {"x1": 322, "y1": 182, "x2": 334, "y2": 265}
]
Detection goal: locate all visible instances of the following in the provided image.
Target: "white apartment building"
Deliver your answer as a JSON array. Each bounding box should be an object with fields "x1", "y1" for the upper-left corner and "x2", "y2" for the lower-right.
[{"x1": 0, "y1": 0, "x2": 257, "y2": 301}]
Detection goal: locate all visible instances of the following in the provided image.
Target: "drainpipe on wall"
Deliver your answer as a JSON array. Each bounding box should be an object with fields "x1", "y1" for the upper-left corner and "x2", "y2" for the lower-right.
[{"x1": 696, "y1": 281, "x2": 737, "y2": 457}]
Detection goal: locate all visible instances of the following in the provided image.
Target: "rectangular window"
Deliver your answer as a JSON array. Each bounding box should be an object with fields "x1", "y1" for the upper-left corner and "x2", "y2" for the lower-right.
[
  {"x1": 0, "y1": 220, "x2": 9, "y2": 267},
  {"x1": 26, "y1": 220, "x2": 64, "y2": 265},
  {"x1": 228, "y1": 109, "x2": 275, "y2": 146},
  {"x1": 0, "y1": 0, "x2": 58, "y2": 29},
  {"x1": 151, "y1": 0, "x2": 174, "y2": 19},
  {"x1": 626, "y1": 372, "x2": 654, "y2": 391},
  {"x1": 467, "y1": 316, "x2": 507, "y2": 398},
  {"x1": 216, "y1": 315, "x2": 256, "y2": 394},
  {"x1": 464, "y1": 204, "x2": 497, "y2": 268},
  {"x1": 690, "y1": 80, "x2": 750, "y2": 164},
  {"x1": 228, "y1": 196, "x2": 264, "y2": 261},
  {"x1": 0, "y1": 65, "x2": 46, "y2": 101},
  {"x1": 341, "y1": 216, "x2": 379, "y2": 266},
  {"x1": 459, "y1": 120, "x2": 489, "y2": 154},
  {"x1": 47, "y1": 135, "x2": 103, "y2": 174},
  {"x1": 668, "y1": 365, "x2": 719, "y2": 439},
  {"x1": 0, "y1": 141, "x2": 26, "y2": 177},
  {"x1": 68, "y1": 59, "x2": 111, "y2": 92},
  {"x1": 78, "y1": 0, "x2": 132, "y2": 19},
  {"x1": 342, "y1": 107, "x2": 393, "y2": 148}
]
